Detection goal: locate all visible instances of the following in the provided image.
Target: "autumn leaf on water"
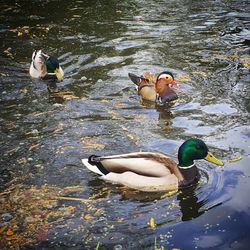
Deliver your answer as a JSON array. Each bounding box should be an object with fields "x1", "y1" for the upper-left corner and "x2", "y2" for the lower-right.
[
  {"x1": 176, "y1": 74, "x2": 191, "y2": 82},
  {"x1": 148, "y1": 217, "x2": 157, "y2": 229},
  {"x1": 113, "y1": 103, "x2": 127, "y2": 108},
  {"x1": 50, "y1": 91, "x2": 79, "y2": 100},
  {"x1": 63, "y1": 185, "x2": 84, "y2": 192},
  {"x1": 80, "y1": 137, "x2": 105, "y2": 149},
  {"x1": 0, "y1": 225, "x2": 8, "y2": 234},
  {"x1": 84, "y1": 214, "x2": 92, "y2": 220},
  {"x1": 28, "y1": 144, "x2": 40, "y2": 151},
  {"x1": 227, "y1": 156, "x2": 243, "y2": 163},
  {"x1": 160, "y1": 190, "x2": 178, "y2": 199},
  {"x1": 241, "y1": 61, "x2": 250, "y2": 68},
  {"x1": 192, "y1": 71, "x2": 207, "y2": 77}
]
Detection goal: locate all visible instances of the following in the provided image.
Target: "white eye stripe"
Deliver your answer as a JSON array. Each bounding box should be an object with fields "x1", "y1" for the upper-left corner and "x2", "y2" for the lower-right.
[{"x1": 158, "y1": 74, "x2": 171, "y2": 79}]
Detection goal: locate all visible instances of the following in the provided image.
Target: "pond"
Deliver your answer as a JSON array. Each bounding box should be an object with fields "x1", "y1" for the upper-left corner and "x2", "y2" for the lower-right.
[{"x1": 0, "y1": 0, "x2": 250, "y2": 249}]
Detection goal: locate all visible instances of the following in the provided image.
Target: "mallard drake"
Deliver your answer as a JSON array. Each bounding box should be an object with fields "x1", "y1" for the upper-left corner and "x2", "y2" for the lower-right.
[
  {"x1": 82, "y1": 138, "x2": 224, "y2": 192},
  {"x1": 29, "y1": 50, "x2": 64, "y2": 81},
  {"x1": 128, "y1": 71, "x2": 178, "y2": 104}
]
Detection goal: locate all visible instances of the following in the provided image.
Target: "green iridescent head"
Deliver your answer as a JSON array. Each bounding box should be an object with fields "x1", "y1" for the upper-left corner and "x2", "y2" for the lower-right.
[
  {"x1": 178, "y1": 138, "x2": 224, "y2": 168},
  {"x1": 45, "y1": 55, "x2": 63, "y2": 81}
]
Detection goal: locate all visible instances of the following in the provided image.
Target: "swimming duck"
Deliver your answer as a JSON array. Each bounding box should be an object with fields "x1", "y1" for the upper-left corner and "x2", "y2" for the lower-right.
[
  {"x1": 82, "y1": 138, "x2": 224, "y2": 192},
  {"x1": 128, "y1": 71, "x2": 178, "y2": 104},
  {"x1": 29, "y1": 50, "x2": 64, "y2": 81}
]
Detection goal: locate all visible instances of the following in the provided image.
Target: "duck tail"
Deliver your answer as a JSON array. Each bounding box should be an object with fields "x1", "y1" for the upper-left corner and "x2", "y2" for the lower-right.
[
  {"x1": 82, "y1": 155, "x2": 109, "y2": 176},
  {"x1": 128, "y1": 73, "x2": 148, "y2": 86}
]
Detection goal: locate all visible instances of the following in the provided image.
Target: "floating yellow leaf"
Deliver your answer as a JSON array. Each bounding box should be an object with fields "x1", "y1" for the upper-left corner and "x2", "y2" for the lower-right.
[
  {"x1": 0, "y1": 225, "x2": 7, "y2": 234},
  {"x1": 228, "y1": 156, "x2": 243, "y2": 163},
  {"x1": 18, "y1": 31, "x2": 23, "y2": 37},
  {"x1": 228, "y1": 54, "x2": 238, "y2": 60},
  {"x1": 114, "y1": 103, "x2": 127, "y2": 108},
  {"x1": 84, "y1": 214, "x2": 92, "y2": 220},
  {"x1": 160, "y1": 190, "x2": 178, "y2": 199},
  {"x1": 176, "y1": 74, "x2": 191, "y2": 82},
  {"x1": 50, "y1": 91, "x2": 79, "y2": 100},
  {"x1": 193, "y1": 71, "x2": 207, "y2": 77},
  {"x1": 148, "y1": 217, "x2": 157, "y2": 229},
  {"x1": 94, "y1": 208, "x2": 104, "y2": 216},
  {"x1": 20, "y1": 88, "x2": 28, "y2": 94},
  {"x1": 80, "y1": 138, "x2": 105, "y2": 150},
  {"x1": 63, "y1": 185, "x2": 83, "y2": 191},
  {"x1": 127, "y1": 134, "x2": 134, "y2": 140},
  {"x1": 9, "y1": 28, "x2": 18, "y2": 33},
  {"x1": 62, "y1": 145, "x2": 75, "y2": 150},
  {"x1": 241, "y1": 61, "x2": 250, "y2": 68},
  {"x1": 29, "y1": 144, "x2": 40, "y2": 151}
]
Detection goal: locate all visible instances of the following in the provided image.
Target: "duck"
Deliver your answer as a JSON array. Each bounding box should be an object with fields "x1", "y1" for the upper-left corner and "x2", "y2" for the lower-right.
[
  {"x1": 81, "y1": 138, "x2": 224, "y2": 192},
  {"x1": 128, "y1": 71, "x2": 178, "y2": 104},
  {"x1": 29, "y1": 50, "x2": 64, "y2": 81}
]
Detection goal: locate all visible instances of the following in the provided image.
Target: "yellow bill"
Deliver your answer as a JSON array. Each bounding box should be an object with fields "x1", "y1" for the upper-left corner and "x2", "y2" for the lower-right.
[
  {"x1": 205, "y1": 151, "x2": 224, "y2": 166},
  {"x1": 54, "y1": 68, "x2": 64, "y2": 81}
]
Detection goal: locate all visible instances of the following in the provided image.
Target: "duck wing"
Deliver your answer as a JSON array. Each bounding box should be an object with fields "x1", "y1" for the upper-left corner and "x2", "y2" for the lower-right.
[
  {"x1": 82, "y1": 152, "x2": 182, "y2": 192},
  {"x1": 29, "y1": 50, "x2": 47, "y2": 78},
  {"x1": 157, "y1": 88, "x2": 178, "y2": 104},
  {"x1": 82, "y1": 152, "x2": 182, "y2": 178}
]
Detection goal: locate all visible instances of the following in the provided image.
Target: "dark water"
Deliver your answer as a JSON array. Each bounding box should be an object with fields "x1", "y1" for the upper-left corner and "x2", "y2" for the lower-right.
[{"x1": 0, "y1": 0, "x2": 250, "y2": 249}]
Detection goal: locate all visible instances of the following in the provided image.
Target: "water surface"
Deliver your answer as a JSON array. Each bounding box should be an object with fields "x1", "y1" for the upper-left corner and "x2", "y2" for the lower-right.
[{"x1": 0, "y1": 0, "x2": 250, "y2": 249}]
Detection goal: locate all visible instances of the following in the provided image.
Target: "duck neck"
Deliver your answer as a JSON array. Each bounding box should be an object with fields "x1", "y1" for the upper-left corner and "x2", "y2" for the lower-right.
[
  {"x1": 155, "y1": 83, "x2": 170, "y2": 94},
  {"x1": 178, "y1": 165, "x2": 200, "y2": 188}
]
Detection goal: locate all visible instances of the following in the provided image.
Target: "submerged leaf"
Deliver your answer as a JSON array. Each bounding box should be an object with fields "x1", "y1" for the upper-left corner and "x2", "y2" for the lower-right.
[{"x1": 154, "y1": 237, "x2": 164, "y2": 250}]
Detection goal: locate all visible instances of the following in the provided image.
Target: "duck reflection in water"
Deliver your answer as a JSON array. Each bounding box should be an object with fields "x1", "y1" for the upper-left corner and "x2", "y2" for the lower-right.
[
  {"x1": 156, "y1": 104, "x2": 175, "y2": 132},
  {"x1": 177, "y1": 185, "x2": 205, "y2": 221}
]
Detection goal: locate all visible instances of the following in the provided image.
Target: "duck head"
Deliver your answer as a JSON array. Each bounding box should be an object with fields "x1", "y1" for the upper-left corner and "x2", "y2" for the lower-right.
[
  {"x1": 156, "y1": 71, "x2": 177, "y2": 87},
  {"x1": 45, "y1": 55, "x2": 64, "y2": 81},
  {"x1": 32, "y1": 50, "x2": 63, "y2": 81},
  {"x1": 155, "y1": 71, "x2": 178, "y2": 103},
  {"x1": 178, "y1": 138, "x2": 224, "y2": 168}
]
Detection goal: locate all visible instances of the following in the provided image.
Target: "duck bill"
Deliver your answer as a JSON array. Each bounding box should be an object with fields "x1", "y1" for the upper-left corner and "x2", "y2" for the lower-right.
[
  {"x1": 204, "y1": 152, "x2": 224, "y2": 166},
  {"x1": 171, "y1": 80, "x2": 177, "y2": 85},
  {"x1": 54, "y1": 68, "x2": 63, "y2": 81}
]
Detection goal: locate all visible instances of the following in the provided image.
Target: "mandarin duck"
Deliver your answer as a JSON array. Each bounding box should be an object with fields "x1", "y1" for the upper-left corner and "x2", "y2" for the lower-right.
[
  {"x1": 82, "y1": 138, "x2": 224, "y2": 192},
  {"x1": 29, "y1": 50, "x2": 64, "y2": 81},
  {"x1": 128, "y1": 71, "x2": 178, "y2": 104}
]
